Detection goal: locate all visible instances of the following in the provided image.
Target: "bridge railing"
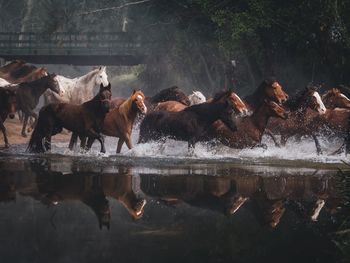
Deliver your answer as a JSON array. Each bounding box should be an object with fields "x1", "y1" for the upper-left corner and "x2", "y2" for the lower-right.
[{"x1": 0, "y1": 32, "x2": 143, "y2": 56}]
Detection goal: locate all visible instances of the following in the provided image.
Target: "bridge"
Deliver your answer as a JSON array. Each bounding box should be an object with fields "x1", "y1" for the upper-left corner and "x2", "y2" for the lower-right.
[{"x1": 0, "y1": 32, "x2": 147, "y2": 66}]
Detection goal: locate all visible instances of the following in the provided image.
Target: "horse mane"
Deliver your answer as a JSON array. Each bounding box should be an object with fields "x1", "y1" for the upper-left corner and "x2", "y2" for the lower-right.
[
  {"x1": 285, "y1": 86, "x2": 317, "y2": 111},
  {"x1": 212, "y1": 90, "x2": 231, "y2": 103},
  {"x1": 244, "y1": 77, "x2": 277, "y2": 105},
  {"x1": 79, "y1": 68, "x2": 100, "y2": 83},
  {"x1": 322, "y1": 88, "x2": 340, "y2": 99}
]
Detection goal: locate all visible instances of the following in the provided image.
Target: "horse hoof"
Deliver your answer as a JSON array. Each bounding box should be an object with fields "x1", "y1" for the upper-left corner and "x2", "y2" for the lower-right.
[{"x1": 5, "y1": 144, "x2": 9, "y2": 149}]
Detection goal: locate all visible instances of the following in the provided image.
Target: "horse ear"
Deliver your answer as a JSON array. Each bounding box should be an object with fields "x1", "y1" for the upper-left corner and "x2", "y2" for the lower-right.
[
  {"x1": 107, "y1": 83, "x2": 111, "y2": 90},
  {"x1": 132, "y1": 89, "x2": 136, "y2": 94}
]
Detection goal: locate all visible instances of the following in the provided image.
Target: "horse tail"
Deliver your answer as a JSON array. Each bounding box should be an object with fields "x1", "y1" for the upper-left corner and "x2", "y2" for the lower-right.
[{"x1": 27, "y1": 107, "x2": 49, "y2": 153}]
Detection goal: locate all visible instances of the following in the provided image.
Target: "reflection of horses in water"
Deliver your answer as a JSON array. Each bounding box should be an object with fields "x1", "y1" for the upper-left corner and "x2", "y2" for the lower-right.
[
  {"x1": 139, "y1": 91, "x2": 247, "y2": 151},
  {"x1": 27, "y1": 83, "x2": 112, "y2": 153},
  {"x1": 0, "y1": 87, "x2": 17, "y2": 147},
  {"x1": 140, "y1": 172, "x2": 340, "y2": 227}
]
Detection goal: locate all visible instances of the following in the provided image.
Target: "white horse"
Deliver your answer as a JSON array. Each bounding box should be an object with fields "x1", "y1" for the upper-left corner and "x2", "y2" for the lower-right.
[
  {"x1": 44, "y1": 66, "x2": 109, "y2": 105},
  {"x1": 188, "y1": 90, "x2": 206, "y2": 105}
]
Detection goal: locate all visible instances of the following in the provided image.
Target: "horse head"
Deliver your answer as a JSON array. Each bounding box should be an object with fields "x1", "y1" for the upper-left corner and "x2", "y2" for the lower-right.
[
  {"x1": 131, "y1": 90, "x2": 147, "y2": 114},
  {"x1": 95, "y1": 66, "x2": 109, "y2": 88},
  {"x1": 47, "y1": 73, "x2": 63, "y2": 96},
  {"x1": 322, "y1": 88, "x2": 350, "y2": 109},
  {"x1": 264, "y1": 100, "x2": 288, "y2": 120},
  {"x1": 304, "y1": 85, "x2": 327, "y2": 114},
  {"x1": 99, "y1": 83, "x2": 112, "y2": 112},
  {"x1": 262, "y1": 78, "x2": 289, "y2": 104},
  {"x1": 188, "y1": 91, "x2": 206, "y2": 105},
  {"x1": 228, "y1": 91, "x2": 248, "y2": 115},
  {"x1": 2, "y1": 88, "x2": 17, "y2": 119}
]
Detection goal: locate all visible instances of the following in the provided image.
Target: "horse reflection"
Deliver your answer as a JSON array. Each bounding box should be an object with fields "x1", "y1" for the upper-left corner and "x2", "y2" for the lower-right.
[
  {"x1": 0, "y1": 162, "x2": 146, "y2": 229},
  {"x1": 140, "y1": 172, "x2": 341, "y2": 228}
]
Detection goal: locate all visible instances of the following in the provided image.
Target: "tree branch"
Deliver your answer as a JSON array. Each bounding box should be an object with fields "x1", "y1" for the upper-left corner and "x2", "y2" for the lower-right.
[{"x1": 79, "y1": 0, "x2": 152, "y2": 16}]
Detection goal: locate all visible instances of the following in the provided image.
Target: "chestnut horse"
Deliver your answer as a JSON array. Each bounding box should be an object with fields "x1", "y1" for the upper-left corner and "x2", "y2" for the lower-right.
[
  {"x1": 209, "y1": 100, "x2": 288, "y2": 149},
  {"x1": 322, "y1": 88, "x2": 350, "y2": 109},
  {"x1": 101, "y1": 90, "x2": 147, "y2": 153},
  {"x1": 72, "y1": 90, "x2": 148, "y2": 153},
  {"x1": 244, "y1": 78, "x2": 289, "y2": 112},
  {"x1": 0, "y1": 87, "x2": 17, "y2": 148},
  {"x1": 27, "y1": 84, "x2": 111, "y2": 153},
  {"x1": 265, "y1": 86, "x2": 327, "y2": 151},
  {"x1": 138, "y1": 91, "x2": 247, "y2": 151}
]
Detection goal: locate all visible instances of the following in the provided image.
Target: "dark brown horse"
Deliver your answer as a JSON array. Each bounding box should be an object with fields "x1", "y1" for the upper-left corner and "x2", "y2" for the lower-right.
[
  {"x1": 244, "y1": 78, "x2": 289, "y2": 111},
  {"x1": 138, "y1": 91, "x2": 243, "y2": 151},
  {"x1": 210, "y1": 100, "x2": 288, "y2": 149},
  {"x1": 27, "y1": 83, "x2": 112, "y2": 153},
  {"x1": 265, "y1": 86, "x2": 327, "y2": 151},
  {"x1": 0, "y1": 87, "x2": 17, "y2": 148},
  {"x1": 148, "y1": 86, "x2": 190, "y2": 106},
  {"x1": 15, "y1": 74, "x2": 61, "y2": 137}
]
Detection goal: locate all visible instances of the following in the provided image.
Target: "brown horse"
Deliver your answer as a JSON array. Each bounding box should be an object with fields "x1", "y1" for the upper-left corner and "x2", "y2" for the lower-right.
[
  {"x1": 244, "y1": 78, "x2": 289, "y2": 111},
  {"x1": 0, "y1": 87, "x2": 17, "y2": 148},
  {"x1": 138, "y1": 91, "x2": 247, "y2": 151},
  {"x1": 322, "y1": 88, "x2": 350, "y2": 109},
  {"x1": 265, "y1": 86, "x2": 327, "y2": 151},
  {"x1": 154, "y1": 100, "x2": 187, "y2": 112},
  {"x1": 70, "y1": 90, "x2": 147, "y2": 153},
  {"x1": 0, "y1": 60, "x2": 48, "y2": 84},
  {"x1": 15, "y1": 74, "x2": 61, "y2": 137},
  {"x1": 27, "y1": 83, "x2": 112, "y2": 153},
  {"x1": 101, "y1": 90, "x2": 147, "y2": 153},
  {"x1": 209, "y1": 100, "x2": 288, "y2": 149}
]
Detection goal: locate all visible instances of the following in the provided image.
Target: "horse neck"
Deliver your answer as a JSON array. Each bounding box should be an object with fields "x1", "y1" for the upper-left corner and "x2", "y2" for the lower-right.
[
  {"x1": 189, "y1": 101, "x2": 226, "y2": 123},
  {"x1": 83, "y1": 93, "x2": 104, "y2": 116},
  {"x1": 244, "y1": 90, "x2": 264, "y2": 109},
  {"x1": 27, "y1": 77, "x2": 50, "y2": 96},
  {"x1": 78, "y1": 70, "x2": 99, "y2": 92},
  {"x1": 251, "y1": 104, "x2": 272, "y2": 133},
  {"x1": 119, "y1": 97, "x2": 138, "y2": 121}
]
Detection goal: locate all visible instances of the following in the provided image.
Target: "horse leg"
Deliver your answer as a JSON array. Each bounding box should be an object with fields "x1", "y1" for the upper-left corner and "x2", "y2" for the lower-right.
[
  {"x1": 97, "y1": 136, "x2": 106, "y2": 153},
  {"x1": 312, "y1": 134, "x2": 323, "y2": 155},
  {"x1": 265, "y1": 129, "x2": 280, "y2": 147},
  {"x1": 69, "y1": 133, "x2": 78, "y2": 150},
  {"x1": 188, "y1": 139, "x2": 196, "y2": 155},
  {"x1": 21, "y1": 114, "x2": 29, "y2": 137},
  {"x1": 44, "y1": 135, "x2": 52, "y2": 151},
  {"x1": 0, "y1": 118, "x2": 9, "y2": 148},
  {"x1": 85, "y1": 137, "x2": 95, "y2": 151},
  {"x1": 28, "y1": 112, "x2": 38, "y2": 131},
  {"x1": 80, "y1": 136, "x2": 87, "y2": 149},
  {"x1": 116, "y1": 138, "x2": 125, "y2": 153},
  {"x1": 280, "y1": 135, "x2": 288, "y2": 146},
  {"x1": 125, "y1": 134, "x2": 133, "y2": 150}
]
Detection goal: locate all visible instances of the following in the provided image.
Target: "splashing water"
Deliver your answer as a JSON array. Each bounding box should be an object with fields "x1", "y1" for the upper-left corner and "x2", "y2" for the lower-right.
[{"x1": 21, "y1": 124, "x2": 346, "y2": 165}]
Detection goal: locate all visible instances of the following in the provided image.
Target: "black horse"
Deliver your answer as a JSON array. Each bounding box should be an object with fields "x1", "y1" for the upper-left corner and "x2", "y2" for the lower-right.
[
  {"x1": 15, "y1": 73, "x2": 61, "y2": 137},
  {"x1": 27, "y1": 83, "x2": 112, "y2": 153},
  {"x1": 0, "y1": 87, "x2": 17, "y2": 148},
  {"x1": 138, "y1": 91, "x2": 237, "y2": 151}
]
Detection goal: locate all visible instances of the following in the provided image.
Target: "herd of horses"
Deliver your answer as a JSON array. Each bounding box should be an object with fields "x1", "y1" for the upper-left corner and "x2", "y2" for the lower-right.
[{"x1": 1, "y1": 60, "x2": 350, "y2": 156}]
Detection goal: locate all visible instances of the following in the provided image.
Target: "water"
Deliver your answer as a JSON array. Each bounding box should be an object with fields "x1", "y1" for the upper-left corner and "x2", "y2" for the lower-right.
[{"x1": 0, "y1": 131, "x2": 350, "y2": 263}]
